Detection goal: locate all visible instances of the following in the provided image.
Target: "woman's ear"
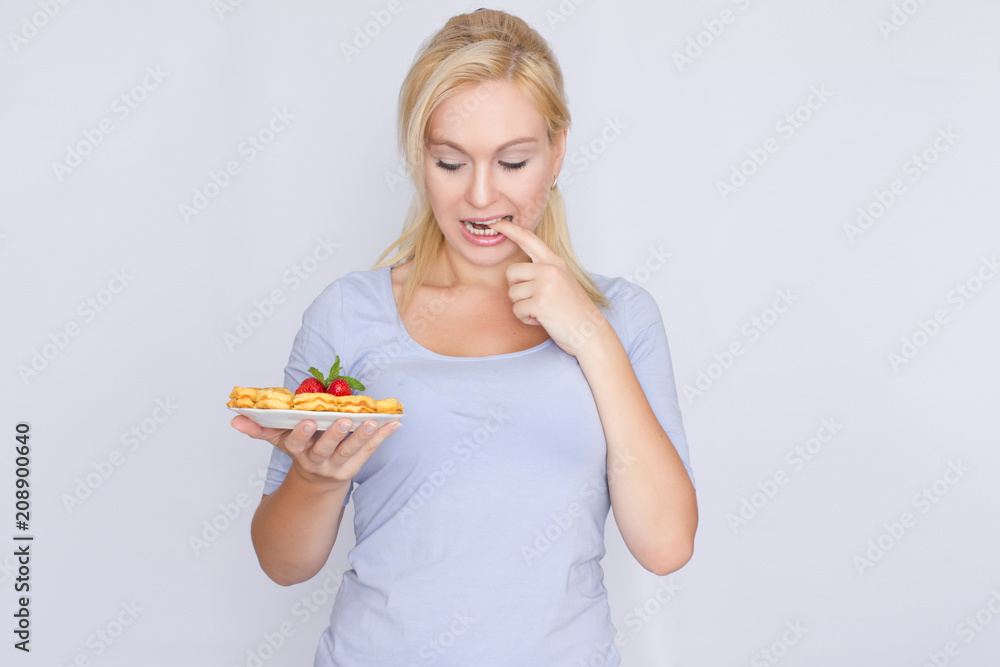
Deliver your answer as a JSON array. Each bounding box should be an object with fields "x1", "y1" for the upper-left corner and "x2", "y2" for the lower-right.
[{"x1": 552, "y1": 127, "x2": 568, "y2": 176}]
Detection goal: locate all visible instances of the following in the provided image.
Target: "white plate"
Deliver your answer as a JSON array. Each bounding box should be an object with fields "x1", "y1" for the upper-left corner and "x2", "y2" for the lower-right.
[{"x1": 229, "y1": 407, "x2": 404, "y2": 431}]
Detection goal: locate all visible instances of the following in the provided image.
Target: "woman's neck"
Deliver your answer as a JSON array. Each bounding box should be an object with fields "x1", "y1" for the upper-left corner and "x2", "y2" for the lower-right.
[{"x1": 425, "y1": 243, "x2": 528, "y2": 291}]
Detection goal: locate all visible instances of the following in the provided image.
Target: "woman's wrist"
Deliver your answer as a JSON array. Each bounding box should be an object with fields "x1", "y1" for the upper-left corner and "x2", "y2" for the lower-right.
[
  {"x1": 572, "y1": 315, "x2": 619, "y2": 368},
  {"x1": 287, "y1": 461, "x2": 353, "y2": 496}
]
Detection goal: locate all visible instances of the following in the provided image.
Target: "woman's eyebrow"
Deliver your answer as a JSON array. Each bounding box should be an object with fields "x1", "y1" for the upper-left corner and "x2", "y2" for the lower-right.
[{"x1": 427, "y1": 137, "x2": 538, "y2": 152}]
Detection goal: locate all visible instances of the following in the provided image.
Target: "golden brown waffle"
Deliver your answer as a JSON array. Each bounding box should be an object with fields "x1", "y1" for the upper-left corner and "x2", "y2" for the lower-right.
[
  {"x1": 375, "y1": 398, "x2": 404, "y2": 414},
  {"x1": 291, "y1": 392, "x2": 340, "y2": 411},
  {"x1": 231, "y1": 386, "x2": 402, "y2": 414},
  {"x1": 227, "y1": 386, "x2": 260, "y2": 408},
  {"x1": 254, "y1": 388, "x2": 293, "y2": 409},
  {"x1": 328, "y1": 395, "x2": 377, "y2": 413}
]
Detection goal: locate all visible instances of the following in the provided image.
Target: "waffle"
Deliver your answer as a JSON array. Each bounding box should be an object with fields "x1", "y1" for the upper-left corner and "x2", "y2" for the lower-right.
[
  {"x1": 253, "y1": 388, "x2": 293, "y2": 409},
  {"x1": 291, "y1": 392, "x2": 340, "y2": 411},
  {"x1": 292, "y1": 393, "x2": 376, "y2": 413},
  {"x1": 375, "y1": 398, "x2": 403, "y2": 414},
  {"x1": 230, "y1": 386, "x2": 402, "y2": 414},
  {"x1": 227, "y1": 386, "x2": 259, "y2": 408}
]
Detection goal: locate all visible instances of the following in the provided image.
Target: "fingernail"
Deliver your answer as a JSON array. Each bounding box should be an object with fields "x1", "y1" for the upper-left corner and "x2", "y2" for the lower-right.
[
  {"x1": 389, "y1": 421, "x2": 402, "y2": 432},
  {"x1": 302, "y1": 422, "x2": 316, "y2": 435},
  {"x1": 363, "y1": 421, "x2": 376, "y2": 435},
  {"x1": 338, "y1": 421, "x2": 351, "y2": 433}
]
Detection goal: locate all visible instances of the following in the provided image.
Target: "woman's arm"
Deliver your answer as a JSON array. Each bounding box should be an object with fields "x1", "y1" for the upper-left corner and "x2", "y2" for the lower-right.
[
  {"x1": 492, "y1": 219, "x2": 697, "y2": 575},
  {"x1": 235, "y1": 416, "x2": 402, "y2": 585},
  {"x1": 250, "y1": 466, "x2": 350, "y2": 587},
  {"x1": 574, "y1": 320, "x2": 697, "y2": 575}
]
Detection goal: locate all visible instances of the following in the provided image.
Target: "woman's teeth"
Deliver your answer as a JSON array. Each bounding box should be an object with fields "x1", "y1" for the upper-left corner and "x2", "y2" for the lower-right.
[{"x1": 463, "y1": 215, "x2": 511, "y2": 236}]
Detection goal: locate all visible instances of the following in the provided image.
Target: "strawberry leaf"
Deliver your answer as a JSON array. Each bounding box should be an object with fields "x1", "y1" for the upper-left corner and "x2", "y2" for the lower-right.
[
  {"x1": 308, "y1": 367, "x2": 326, "y2": 383},
  {"x1": 344, "y1": 377, "x2": 365, "y2": 391}
]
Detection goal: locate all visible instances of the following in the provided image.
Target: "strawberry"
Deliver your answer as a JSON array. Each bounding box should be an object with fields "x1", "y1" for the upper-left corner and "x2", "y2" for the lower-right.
[
  {"x1": 328, "y1": 378, "x2": 352, "y2": 396},
  {"x1": 295, "y1": 377, "x2": 326, "y2": 394},
  {"x1": 324, "y1": 357, "x2": 365, "y2": 395},
  {"x1": 303, "y1": 356, "x2": 366, "y2": 396}
]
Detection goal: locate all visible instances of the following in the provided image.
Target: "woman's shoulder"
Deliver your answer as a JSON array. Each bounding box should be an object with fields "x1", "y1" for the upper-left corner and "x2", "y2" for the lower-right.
[
  {"x1": 314, "y1": 266, "x2": 390, "y2": 298},
  {"x1": 587, "y1": 271, "x2": 667, "y2": 341},
  {"x1": 303, "y1": 267, "x2": 392, "y2": 319},
  {"x1": 587, "y1": 271, "x2": 656, "y2": 312}
]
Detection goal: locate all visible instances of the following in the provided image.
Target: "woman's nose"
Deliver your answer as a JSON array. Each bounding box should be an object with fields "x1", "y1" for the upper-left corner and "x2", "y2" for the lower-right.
[{"x1": 466, "y1": 163, "x2": 497, "y2": 207}]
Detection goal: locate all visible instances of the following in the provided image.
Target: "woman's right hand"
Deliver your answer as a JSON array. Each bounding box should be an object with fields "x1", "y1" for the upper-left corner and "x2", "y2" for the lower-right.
[
  {"x1": 230, "y1": 414, "x2": 402, "y2": 486},
  {"x1": 235, "y1": 414, "x2": 401, "y2": 585}
]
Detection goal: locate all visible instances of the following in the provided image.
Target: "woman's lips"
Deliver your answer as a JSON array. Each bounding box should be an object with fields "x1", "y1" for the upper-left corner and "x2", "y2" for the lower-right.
[
  {"x1": 459, "y1": 218, "x2": 508, "y2": 245},
  {"x1": 460, "y1": 214, "x2": 513, "y2": 224}
]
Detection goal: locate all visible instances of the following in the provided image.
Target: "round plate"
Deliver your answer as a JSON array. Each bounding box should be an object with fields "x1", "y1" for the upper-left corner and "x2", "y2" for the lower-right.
[{"x1": 229, "y1": 407, "x2": 404, "y2": 431}]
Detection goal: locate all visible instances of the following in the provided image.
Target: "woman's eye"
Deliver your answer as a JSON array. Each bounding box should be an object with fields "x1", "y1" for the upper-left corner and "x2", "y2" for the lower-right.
[
  {"x1": 500, "y1": 160, "x2": 527, "y2": 172},
  {"x1": 434, "y1": 159, "x2": 527, "y2": 172}
]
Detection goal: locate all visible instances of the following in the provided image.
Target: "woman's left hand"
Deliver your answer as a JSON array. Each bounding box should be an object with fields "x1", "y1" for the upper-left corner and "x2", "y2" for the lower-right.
[{"x1": 490, "y1": 219, "x2": 607, "y2": 357}]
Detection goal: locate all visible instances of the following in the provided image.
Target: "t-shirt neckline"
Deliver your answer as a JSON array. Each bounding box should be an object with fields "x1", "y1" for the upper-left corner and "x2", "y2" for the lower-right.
[{"x1": 379, "y1": 265, "x2": 555, "y2": 361}]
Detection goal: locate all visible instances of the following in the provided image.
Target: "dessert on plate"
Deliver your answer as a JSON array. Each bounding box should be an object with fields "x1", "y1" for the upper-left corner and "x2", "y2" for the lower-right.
[{"x1": 227, "y1": 357, "x2": 403, "y2": 415}]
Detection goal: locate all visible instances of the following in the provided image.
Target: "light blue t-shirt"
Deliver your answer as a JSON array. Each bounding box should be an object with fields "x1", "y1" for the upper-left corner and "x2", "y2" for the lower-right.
[{"x1": 263, "y1": 266, "x2": 693, "y2": 667}]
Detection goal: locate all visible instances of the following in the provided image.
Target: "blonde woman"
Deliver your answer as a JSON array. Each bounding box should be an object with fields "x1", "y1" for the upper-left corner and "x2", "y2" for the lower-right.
[{"x1": 233, "y1": 8, "x2": 697, "y2": 665}]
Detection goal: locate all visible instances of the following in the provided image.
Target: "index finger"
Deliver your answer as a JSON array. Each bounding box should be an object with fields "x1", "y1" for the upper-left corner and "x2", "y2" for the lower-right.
[{"x1": 490, "y1": 220, "x2": 555, "y2": 264}]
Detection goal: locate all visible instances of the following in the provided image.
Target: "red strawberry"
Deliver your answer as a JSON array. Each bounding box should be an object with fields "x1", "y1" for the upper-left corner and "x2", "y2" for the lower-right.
[
  {"x1": 295, "y1": 377, "x2": 325, "y2": 394},
  {"x1": 328, "y1": 378, "x2": 352, "y2": 396},
  {"x1": 296, "y1": 365, "x2": 337, "y2": 394},
  {"x1": 319, "y1": 356, "x2": 365, "y2": 396},
  {"x1": 300, "y1": 357, "x2": 366, "y2": 396}
]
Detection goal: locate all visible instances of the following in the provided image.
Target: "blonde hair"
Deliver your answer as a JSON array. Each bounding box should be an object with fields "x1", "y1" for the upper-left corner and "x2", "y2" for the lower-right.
[{"x1": 372, "y1": 8, "x2": 610, "y2": 317}]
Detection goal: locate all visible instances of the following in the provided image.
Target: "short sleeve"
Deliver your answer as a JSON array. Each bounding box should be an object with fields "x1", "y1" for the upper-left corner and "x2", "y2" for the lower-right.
[
  {"x1": 619, "y1": 282, "x2": 696, "y2": 489},
  {"x1": 262, "y1": 279, "x2": 355, "y2": 505}
]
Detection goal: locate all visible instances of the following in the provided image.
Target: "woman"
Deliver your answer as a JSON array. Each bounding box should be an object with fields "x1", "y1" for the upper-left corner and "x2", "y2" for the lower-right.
[{"x1": 232, "y1": 8, "x2": 697, "y2": 665}]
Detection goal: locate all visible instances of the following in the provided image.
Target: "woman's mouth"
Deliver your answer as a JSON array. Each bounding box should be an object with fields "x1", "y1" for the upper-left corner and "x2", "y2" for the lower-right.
[{"x1": 462, "y1": 215, "x2": 512, "y2": 237}]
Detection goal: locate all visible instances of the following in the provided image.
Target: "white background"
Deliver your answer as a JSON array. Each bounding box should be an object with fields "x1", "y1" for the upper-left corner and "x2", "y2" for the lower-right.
[{"x1": 2, "y1": 1, "x2": 999, "y2": 665}]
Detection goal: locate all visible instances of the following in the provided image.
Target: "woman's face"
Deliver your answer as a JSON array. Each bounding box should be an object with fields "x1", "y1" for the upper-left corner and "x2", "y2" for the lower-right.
[{"x1": 423, "y1": 79, "x2": 566, "y2": 266}]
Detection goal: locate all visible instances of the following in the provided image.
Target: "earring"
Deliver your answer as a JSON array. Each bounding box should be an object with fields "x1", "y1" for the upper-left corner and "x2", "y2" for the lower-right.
[{"x1": 551, "y1": 176, "x2": 558, "y2": 190}]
